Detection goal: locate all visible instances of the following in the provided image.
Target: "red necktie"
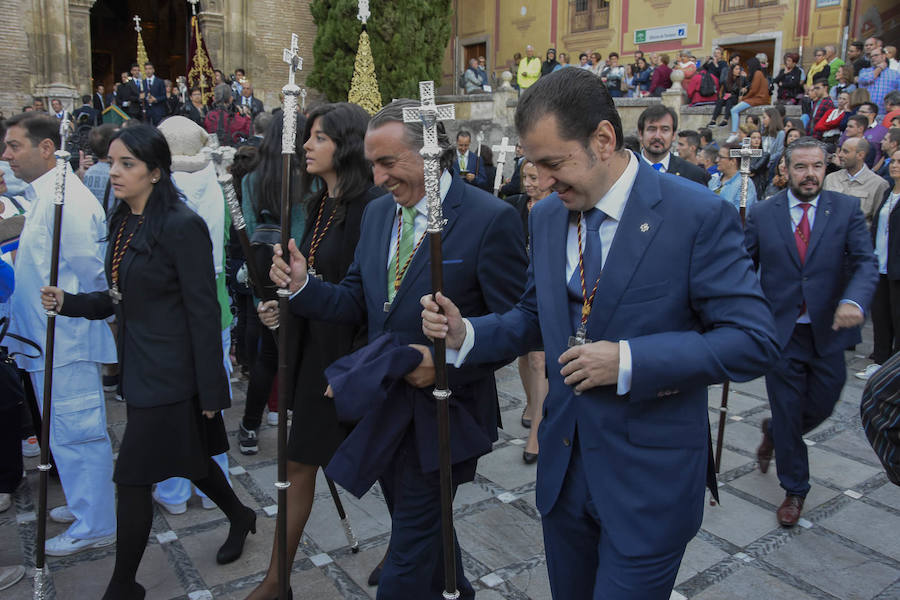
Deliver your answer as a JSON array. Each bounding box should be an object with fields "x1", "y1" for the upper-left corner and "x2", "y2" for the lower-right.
[{"x1": 794, "y1": 203, "x2": 811, "y2": 263}]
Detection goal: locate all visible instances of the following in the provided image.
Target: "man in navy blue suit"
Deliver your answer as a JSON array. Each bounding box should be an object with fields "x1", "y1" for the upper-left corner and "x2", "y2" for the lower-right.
[
  {"x1": 270, "y1": 100, "x2": 527, "y2": 598},
  {"x1": 745, "y1": 137, "x2": 878, "y2": 527},
  {"x1": 449, "y1": 130, "x2": 487, "y2": 188},
  {"x1": 141, "y1": 62, "x2": 167, "y2": 126},
  {"x1": 422, "y1": 67, "x2": 779, "y2": 599}
]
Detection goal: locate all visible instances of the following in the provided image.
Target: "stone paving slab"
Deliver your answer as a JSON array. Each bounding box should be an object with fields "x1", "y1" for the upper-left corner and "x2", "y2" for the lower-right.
[{"x1": 3, "y1": 324, "x2": 900, "y2": 598}]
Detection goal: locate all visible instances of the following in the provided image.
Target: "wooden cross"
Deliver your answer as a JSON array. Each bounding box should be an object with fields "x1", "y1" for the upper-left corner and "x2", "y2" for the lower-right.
[
  {"x1": 282, "y1": 33, "x2": 303, "y2": 88},
  {"x1": 402, "y1": 81, "x2": 455, "y2": 233},
  {"x1": 730, "y1": 137, "x2": 763, "y2": 213},
  {"x1": 357, "y1": 0, "x2": 370, "y2": 24},
  {"x1": 133, "y1": 15, "x2": 142, "y2": 33},
  {"x1": 491, "y1": 137, "x2": 517, "y2": 195}
]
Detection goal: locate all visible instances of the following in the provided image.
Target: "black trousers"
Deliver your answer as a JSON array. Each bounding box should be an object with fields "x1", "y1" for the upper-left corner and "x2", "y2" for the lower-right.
[
  {"x1": 241, "y1": 312, "x2": 278, "y2": 430},
  {"x1": 871, "y1": 274, "x2": 900, "y2": 364},
  {"x1": 711, "y1": 95, "x2": 738, "y2": 122}
]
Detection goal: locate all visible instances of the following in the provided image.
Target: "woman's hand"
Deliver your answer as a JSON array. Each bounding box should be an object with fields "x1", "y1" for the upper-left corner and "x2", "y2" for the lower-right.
[
  {"x1": 40, "y1": 286, "x2": 64, "y2": 312},
  {"x1": 257, "y1": 300, "x2": 278, "y2": 329},
  {"x1": 202, "y1": 410, "x2": 216, "y2": 419}
]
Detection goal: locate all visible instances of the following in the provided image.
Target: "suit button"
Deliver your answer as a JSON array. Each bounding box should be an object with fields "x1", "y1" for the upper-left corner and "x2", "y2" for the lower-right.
[
  {"x1": 562, "y1": 438, "x2": 571, "y2": 447},
  {"x1": 803, "y1": 277, "x2": 808, "y2": 281}
]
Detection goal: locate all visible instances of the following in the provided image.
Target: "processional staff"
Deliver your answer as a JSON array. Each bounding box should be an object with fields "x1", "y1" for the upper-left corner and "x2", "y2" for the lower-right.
[
  {"x1": 402, "y1": 81, "x2": 460, "y2": 600},
  {"x1": 473, "y1": 129, "x2": 484, "y2": 178},
  {"x1": 714, "y1": 137, "x2": 762, "y2": 475},
  {"x1": 34, "y1": 116, "x2": 70, "y2": 600},
  {"x1": 491, "y1": 137, "x2": 516, "y2": 196},
  {"x1": 275, "y1": 32, "x2": 302, "y2": 600}
]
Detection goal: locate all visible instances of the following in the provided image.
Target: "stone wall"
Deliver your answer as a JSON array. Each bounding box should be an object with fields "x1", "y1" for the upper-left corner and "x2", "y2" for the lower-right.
[{"x1": 0, "y1": 1, "x2": 35, "y2": 116}]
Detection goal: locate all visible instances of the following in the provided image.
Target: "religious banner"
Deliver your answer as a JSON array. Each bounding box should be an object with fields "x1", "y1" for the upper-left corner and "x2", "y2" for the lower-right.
[
  {"x1": 348, "y1": 0, "x2": 382, "y2": 115},
  {"x1": 134, "y1": 15, "x2": 150, "y2": 78},
  {"x1": 188, "y1": 15, "x2": 216, "y2": 105}
]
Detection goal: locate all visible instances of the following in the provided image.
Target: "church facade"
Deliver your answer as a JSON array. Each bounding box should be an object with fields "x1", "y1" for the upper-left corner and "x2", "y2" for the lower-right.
[{"x1": 0, "y1": 0, "x2": 317, "y2": 117}]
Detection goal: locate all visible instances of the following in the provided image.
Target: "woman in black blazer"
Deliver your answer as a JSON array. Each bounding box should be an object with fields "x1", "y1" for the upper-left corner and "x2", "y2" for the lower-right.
[
  {"x1": 42, "y1": 125, "x2": 255, "y2": 600},
  {"x1": 246, "y1": 102, "x2": 377, "y2": 600}
]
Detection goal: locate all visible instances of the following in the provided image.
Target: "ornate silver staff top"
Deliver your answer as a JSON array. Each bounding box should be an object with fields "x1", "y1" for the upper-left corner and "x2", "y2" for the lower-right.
[
  {"x1": 491, "y1": 136, "x2": 516, "y2": 195},
  {"x1": 402, "y1": 81, "x2": 455, "y2": 233},
  {"x1": 357, "y1": 0, "x2": 370, "y2": 24},
  {"x1": 730, "y1": 137, "x2": 763, "y2": 211},
  {"x1": 281, "y1": 33, "x2": 303, "y2": 155},
  {"x1": 187, "y1": 0, "x2": 199, "y2": 16},
  {"x1": 133, "y1": 14, "x2": 142, "y2": 33},
  {"x1": 475, "y1": 129, "x2": 484, "y2": 159}
]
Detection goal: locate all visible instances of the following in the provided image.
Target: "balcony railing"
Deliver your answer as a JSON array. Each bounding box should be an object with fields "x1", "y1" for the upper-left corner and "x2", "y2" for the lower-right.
[
  {"x1": 570, "y1": 0, "x2": 609, "y2": 33},
  {"x1": 719, "y1": 0, "x2": 779, "y2": 11}
]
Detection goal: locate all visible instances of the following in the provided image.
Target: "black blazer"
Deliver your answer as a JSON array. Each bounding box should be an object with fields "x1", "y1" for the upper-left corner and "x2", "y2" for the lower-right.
[
  {"x1": 668, "y1": 155, "x2": 711, "y2": 186},
  {"x1": 61, "y1": 202, "x2": 229, "y2": 410},
  {"x1": 116, "y1": 81, "x2": 142, "y2": 119},
  {"x1": 871, "y1": 187, "x2": 900, "y2": 280}
]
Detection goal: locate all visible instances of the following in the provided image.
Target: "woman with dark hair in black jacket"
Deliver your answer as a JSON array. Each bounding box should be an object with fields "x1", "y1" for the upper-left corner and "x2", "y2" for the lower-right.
[
  {"x1": 41, "y1": 125, "x2": 255, "y2": 600},
  {"x1": 709, "y1": 62, "x2": 746, "y2": 127},
  {"x1": 246, "y1": 102, "x2": 380, "y2": 600}
]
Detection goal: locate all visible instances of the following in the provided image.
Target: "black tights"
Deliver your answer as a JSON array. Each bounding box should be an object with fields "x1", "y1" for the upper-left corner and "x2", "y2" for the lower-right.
[{"x1": 103, "y1": 458, "x2": 242, "y2": 598}]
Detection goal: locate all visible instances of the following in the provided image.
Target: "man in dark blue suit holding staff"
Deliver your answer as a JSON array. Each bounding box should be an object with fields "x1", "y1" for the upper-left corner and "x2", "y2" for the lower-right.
[
  {"x1": 269, "y1": 99, "x2": 526, "y2": 598},
  {"x1": 422, "y1": 67, "x2": 779, "y2": 599}
]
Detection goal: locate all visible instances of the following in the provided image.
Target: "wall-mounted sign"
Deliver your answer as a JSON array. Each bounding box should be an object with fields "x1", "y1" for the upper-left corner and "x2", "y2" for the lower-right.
[{"x1": 634, "y1": 24, "x2": 688, "y2": 45}]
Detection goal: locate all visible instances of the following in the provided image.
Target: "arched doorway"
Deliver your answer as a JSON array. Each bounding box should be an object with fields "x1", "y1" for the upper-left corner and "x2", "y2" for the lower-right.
[{"x1": 91, "y1": 0, "x2": 188, "y2": 92}]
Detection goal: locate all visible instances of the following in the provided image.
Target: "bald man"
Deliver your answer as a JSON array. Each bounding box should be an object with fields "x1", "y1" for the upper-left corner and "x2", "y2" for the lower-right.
[{"x1": 824, "y1": 137, "x2": 890, "y2": 225}]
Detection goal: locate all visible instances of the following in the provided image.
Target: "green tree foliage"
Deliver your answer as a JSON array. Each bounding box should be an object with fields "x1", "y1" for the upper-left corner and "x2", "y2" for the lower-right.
[{"x1": 308, "y1": 0, "x2": 452, "y2": 105}]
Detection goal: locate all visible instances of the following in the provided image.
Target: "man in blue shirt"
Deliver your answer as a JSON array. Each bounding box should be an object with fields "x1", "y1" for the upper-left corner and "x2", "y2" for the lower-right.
[{"x1": 710, "y1": 141, "x2": 757, "y2": 212}]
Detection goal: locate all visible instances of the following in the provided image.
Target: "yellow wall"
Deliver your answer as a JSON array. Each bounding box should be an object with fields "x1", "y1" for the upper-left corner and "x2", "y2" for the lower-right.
[{"x1": 446, "y1": 0, "x2": 898, "y2": 90}]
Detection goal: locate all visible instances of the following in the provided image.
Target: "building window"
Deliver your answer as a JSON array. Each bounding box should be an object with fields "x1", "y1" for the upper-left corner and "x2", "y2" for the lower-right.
[
  {"x1": 570, "y1": 0, "x2": 609, "y2": 33},
  {"x1": 718, "y1": 0, "x2": 779, "y2": 12}
]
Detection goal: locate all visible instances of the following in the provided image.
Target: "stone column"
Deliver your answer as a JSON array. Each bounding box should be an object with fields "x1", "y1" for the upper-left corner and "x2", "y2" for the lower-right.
[
  {"x1": 198, "y1": 0, "x2": 226, "y2": 73},
  {"x1": 33, "y1": 0, "x2": 81, "y2": 110},
  {"x1": 69, "y1": 0, "x2": 96, "y2": 97}
]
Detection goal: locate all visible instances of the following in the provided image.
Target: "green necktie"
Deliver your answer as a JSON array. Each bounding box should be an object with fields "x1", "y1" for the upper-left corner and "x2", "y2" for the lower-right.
[
  {"x1": 459, "y1": 154, "x2": 467, "y2": 171},
  {"x1": 388, "y1": 206, "x2": 419, "y2": 302}
]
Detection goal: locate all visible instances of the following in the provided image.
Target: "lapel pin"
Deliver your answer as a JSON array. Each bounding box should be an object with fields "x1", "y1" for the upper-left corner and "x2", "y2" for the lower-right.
[
  {"x1": 825, "y1": 209, "x2": 831, "y2": 215},
  {"x1": 640, "y1": 223, "x2": 650, "y2": 233}
]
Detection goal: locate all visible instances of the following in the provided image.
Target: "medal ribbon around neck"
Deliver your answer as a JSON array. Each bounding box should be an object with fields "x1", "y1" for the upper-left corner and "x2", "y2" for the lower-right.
[
  {"x1": 307, "y1": 197, "x2": 336, "y2": 272},
  {"x1": 393, "y1": 208, "x2": 426, "y2": 292},
  {"x1": 576, "y1": 211, "x2": 601, "y2": 327},
  {"x1": 111, "y1": 215, "x2": 144, "y2": 290}
]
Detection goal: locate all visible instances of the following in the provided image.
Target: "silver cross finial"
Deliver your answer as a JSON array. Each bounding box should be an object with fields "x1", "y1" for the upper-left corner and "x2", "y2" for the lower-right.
[
  {"x1": 491, "y1": 136, "x2": 517, "y2": 195},
  {"x1": 730, "y1": 137, "x2": 763, "y2": 210},
  {"x1": 403, "y1": 81, "x2": 455, "y2": 232},
  {"x1": 133, "y1": 15, "x2": 142, "y2": 33},
  {"x1": 282, "y1": 33, "x2": 303, "y2": 88},
  {"x1": 357, "y1": 0, "x2": 371, "y2": 24},
  {"x1": 187, "y1": 0, "x2": 199, "y2": 16}
]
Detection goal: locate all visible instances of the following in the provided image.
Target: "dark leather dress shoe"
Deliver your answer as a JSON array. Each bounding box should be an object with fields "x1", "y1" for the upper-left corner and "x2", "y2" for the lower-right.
[
  {"x1": 523, "y1": 450, "x2": 538, "y2": 464},
  {"x1": 757, "y1": 418, "x2": 774, "y2": 473},
  {"x1": 777, "y1": 494, "x2": 804, "y2": 527},
  {"x1": 367, "y1": 564, "x2": 382, "y2": 586}
]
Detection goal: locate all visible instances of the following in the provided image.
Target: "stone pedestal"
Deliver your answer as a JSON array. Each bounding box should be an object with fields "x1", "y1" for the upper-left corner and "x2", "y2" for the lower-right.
[{"x1": 662, "y1": 69, "x2": 685, "y2": 118}]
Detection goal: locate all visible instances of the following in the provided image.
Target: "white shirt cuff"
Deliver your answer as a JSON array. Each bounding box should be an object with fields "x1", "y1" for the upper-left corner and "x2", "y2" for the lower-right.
[
  {"x1": 840, "y1": 299, "x2": 864, "y2": 317},
  {"x1": 617, "y1": 340, "x2": 632, "y2": 395},
  {"x1": 448, "y1": 318, "x2": 475, "y2": 367}
]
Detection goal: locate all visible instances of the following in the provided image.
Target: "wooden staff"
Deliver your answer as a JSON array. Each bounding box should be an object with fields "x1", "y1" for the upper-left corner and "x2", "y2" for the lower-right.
[
  {"x1": 403, "y1": 82, "x2": 459, "y2": 600},
  {"x1": 34, "y1": 115, "x2": 70, "y2": 600},
  {"x1": 275, "y1": 32, "x2": 302, "y2": 600},
  {"x1": 715, "y1": 137, "x2": 761, "y2": 473}
]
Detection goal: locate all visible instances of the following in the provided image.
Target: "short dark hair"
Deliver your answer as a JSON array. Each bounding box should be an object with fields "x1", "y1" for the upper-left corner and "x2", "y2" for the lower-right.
[
  {"x1": 515, "y1": 68, "x2": 623, "y2": 151},
  {"x1": 847, "y1": 114, "x2": 869, "y2": 130},
  {"x1": 130, "y1": 63, "x2": 139, "y2": 69},
  {"x1": 701, "y1": 145, "x2": 718, "y2": 162},
  {"x1": 81, "y1": 95, "x2": 91, "y2": 104},
  {"x1": 858, "y1": 102, "x2": 879, "y2": 114},
  {"x1": 677, "y1": 130, "x2": 700, "y2": 149},
  {"x1": 5, "y1": 112, "x2": 60, "y2": 150},
  {"x1": 784, "y1": 136, "x2": 826, "y2": 167},
  {"x1": 579, "y1": 53, "x2": 588, "y2": 60},
  {"x1": 885, "y1": 127, "x2": 900, "y2": 148},
  {"x1": 608, "y1": 52, "x2": 619, "y2": 60},
  {"x1": 89, "y1": 124, "x2": 117, "y2": 159},
  {"x1": 885, "y1": 91, "x2": 900, "y2": 108},
  {"x1": 637, "y1": 104, "x2": 677, "y2": 133},
  {"x1": 719, "y1": 141, "x2": 740, "y2": 162},
  {"x1": 851, "y1": 41, "x2": 864, "y2": 51},
  {"x1": 144, "y1": 61, "x2": 154, "y2": 68},
  {"x1": 369, "y1": 99, "x2": 454, "y2": 172},
  {"x1": 698, "y1": 127, "x2": 713, "y2": 144},
  {"x1": 189, "y1": 86, "x2": 201, "y2": 95},
  {"x1": 456, "y1": 130, "x2": 471, "y2": 141},
  {"x1": 235, "y1": 68, "x2": 246, "y2": 75}
]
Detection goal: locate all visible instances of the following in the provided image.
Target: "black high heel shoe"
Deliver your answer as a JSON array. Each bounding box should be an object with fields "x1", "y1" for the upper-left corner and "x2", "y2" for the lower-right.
[
  {"x1": 216, "y1": 505, "x2": 256, "y2": 564},
  {"x1": 267, "y1": 588, "x2": 293, "y2": 599}
]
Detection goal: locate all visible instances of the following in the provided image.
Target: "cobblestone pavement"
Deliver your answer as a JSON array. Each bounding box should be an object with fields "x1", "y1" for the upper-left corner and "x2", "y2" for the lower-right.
[{"x1": 2, "y1": 324, "x2": 899, "y2": 599}]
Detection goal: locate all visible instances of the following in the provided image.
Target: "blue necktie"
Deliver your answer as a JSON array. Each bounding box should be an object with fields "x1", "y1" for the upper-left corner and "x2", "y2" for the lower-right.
[
  {"x1": 652, "y1": 162, "x2": 663, "y2": 171},
  {"x1": 567, "y1": 208, "x2": 606, "y2": 332}
]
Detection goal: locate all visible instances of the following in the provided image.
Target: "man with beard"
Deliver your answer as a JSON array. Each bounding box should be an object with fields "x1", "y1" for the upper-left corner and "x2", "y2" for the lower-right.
[
  {"x1": 636, "y1": 105, "x2": 709, "y2": 185},
  {"x1": 745, "y1": 137, "x2": 878, "y2": 527}
]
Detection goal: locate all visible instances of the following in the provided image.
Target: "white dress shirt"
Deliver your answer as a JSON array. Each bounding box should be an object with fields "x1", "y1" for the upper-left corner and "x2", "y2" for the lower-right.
[
  {"x1": 640, "y1": 150, "x2": 670, "y2": 172},
  {"x1": 456, "y1": 153, "x2": 641, "y2": 395}
]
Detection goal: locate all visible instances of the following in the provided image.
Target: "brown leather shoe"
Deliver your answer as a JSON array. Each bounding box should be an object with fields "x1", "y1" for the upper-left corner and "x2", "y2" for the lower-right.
[
  {"x1": 757, "y1": 418, "x2": 774, "y2": 473},
  {"x1": 777, "y1": 495, "x2": 804, "y2": 527}
]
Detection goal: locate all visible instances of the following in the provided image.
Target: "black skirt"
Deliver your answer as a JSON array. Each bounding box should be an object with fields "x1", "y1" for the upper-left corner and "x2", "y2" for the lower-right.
[{"x1": 114, "y1": 397, "x2": 229, "y2": 485}]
